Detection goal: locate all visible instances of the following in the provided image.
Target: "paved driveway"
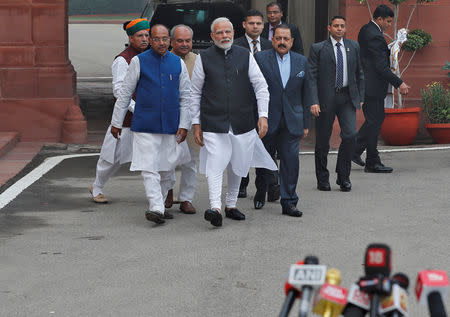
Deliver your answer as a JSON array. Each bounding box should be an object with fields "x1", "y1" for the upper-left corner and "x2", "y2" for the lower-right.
[{"x1": 1, "y1": 149, "x2": 449, "y2": 316}]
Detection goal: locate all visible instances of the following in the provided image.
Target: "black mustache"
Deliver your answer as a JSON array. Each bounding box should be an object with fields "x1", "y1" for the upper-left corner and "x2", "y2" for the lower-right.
[{"x1": 278, "y1": 44, "x2": 286, "y2": 48}]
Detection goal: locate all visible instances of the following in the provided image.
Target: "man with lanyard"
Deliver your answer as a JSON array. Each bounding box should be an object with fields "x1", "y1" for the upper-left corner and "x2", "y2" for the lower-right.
[
  {"x1": 190, "y1": 17, "x2": 277, "y2": 227},
  {"x1": 164, "y1": 24, "x2": 198, "y2": 215},
  {"x1": 111, "y1": 24, "x2": 191, "y2": 225},
  {"x1": 90, "y1": 18, "x2": 149, "y2": 203},
  {"x1": 308, "y1": 16, "x2": 365, "y2": 192}
]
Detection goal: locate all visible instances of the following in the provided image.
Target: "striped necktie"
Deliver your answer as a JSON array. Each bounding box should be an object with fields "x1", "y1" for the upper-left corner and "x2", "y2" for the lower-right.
[
  {"x1": 252, "y1": 39, "x2": 259, "y2": 55},
  {"x1": 336, "y1": 42, "x2": 343, "y2": 89}
]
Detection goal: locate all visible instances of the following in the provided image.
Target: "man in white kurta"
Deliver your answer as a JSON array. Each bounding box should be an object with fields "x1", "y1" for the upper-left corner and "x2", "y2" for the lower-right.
[
  {"x1": 90, "y1": 18, "x2": 150, "y2": 203},
  {"x1": 111, "y1": 24, "x2": 191, "y2": 224},
  {"x1": 164, "y1": 24, "x2": 199, "y2": 215},
  {"x1": 191, "y1": 18, "x2": 277, "y2": 227}
]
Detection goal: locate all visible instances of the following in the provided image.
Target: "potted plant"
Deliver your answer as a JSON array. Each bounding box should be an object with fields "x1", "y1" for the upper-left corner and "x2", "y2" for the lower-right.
[
  {"x1": 422, "y1": 81, "x2": 450, "y2": 143},
  {"x1": 357, "y1": 0, "x2": 434, "y2": 145}
]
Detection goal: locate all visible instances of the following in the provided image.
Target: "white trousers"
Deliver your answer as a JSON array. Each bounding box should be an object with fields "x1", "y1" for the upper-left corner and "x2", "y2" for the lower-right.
[
  {"x1": 201, "y1": 129, "x2": 260, "y2": 210},
  {"x1": 92, "y1": 158, "x2": 121, "y2": 197},
  {"x1": 207, "y1": 163, "x2": 241, "y2": 210},
  {"x1": 92, "y1": 127, "x2": 131, "y2": 197},
  {"x1": 169, "y1": 145, "x2": 198, "y2": 202},
  {"x1": 142, "y1": 170, "x2": 175, "y2": 213}
]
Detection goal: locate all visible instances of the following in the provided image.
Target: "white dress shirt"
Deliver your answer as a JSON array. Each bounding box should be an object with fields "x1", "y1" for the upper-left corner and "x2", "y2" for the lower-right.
[
  {"x1": 245, "y1": 33, "x2": 261, "y2": 54},
  {"x1": 190, "y1": 49, "x2": 269, "y2": 126},
  {"x1": 371, "y1": 20, "x2": 382, "y2": 33},
  {"x1": 330, "y1": 36, "x2": 348, "y2": 88},
  {"x1": 111, "y1": 54, "x2": 191, "y2": 130}
]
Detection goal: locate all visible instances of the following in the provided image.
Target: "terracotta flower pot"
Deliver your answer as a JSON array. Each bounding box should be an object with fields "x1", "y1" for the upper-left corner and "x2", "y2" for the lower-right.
[
  {"x1": 380, "y1": 107, "x2": 421, "y2": 145},
  {"x1": 425, "y1": 123, "x2": 450, "y2": 144}
]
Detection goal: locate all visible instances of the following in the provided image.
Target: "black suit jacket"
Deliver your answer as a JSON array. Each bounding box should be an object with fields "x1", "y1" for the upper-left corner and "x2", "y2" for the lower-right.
[
  {"x1": 261, "y1": 22, "x2": 303, "y2": 55},
  {"x1": 307, "y1": 38, "x2": 364, "y2": 111},
  {"x1": 234, "y1": 35, "x2": 273, "y2": 52},
  {"x1": 358, "y1": 21, "x2": 402, "y2": 99}
]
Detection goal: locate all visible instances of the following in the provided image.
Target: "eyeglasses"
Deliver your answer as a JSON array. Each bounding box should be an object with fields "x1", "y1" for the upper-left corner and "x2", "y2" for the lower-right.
[
  {"x1": 267, "y1": 10, "x2": 281, "y2": 15},
  {"x1": 151, "y1": 37, "x2": 170, "y2": 43}
]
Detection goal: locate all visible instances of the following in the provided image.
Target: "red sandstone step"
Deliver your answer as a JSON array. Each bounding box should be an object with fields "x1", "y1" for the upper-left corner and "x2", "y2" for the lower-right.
[{"x1": 0, "y1": 132, "x2": 20, "y2": 158}]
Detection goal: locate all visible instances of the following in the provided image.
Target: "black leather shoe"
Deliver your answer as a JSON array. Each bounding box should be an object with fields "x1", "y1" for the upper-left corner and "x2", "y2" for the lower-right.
[
  {"x1": 352, "y1": 154, "x2": 365, "y2": 167},
  {"x1": 336, "y1": 178, "x2": 352, "y2": 192},
  {"x1": 163, "y1": 211, "x2": 174, "y2": 219},
  {"x1": 282, "y1": 206, "x2": 303, "y2": 217},
  {"x1": 204, "y1": 209, "x2": 222, "y2": 227},
  {"x1": 267, "y1": 184, "x2": 280, "y2": 202},
  {"x1": 145, "y1": 211, "x2": 165, "y2": 224},
  {"x1": 254, "y1": 200, "x2": 265, "y2": 209},
  {"x1": 317, "y1": 182, "x2": 331, "y2": 191},
  {"x1": 254, "y1": 190, "x2": 266, "y2": 209},
  {"x1": 238, "y1": 185, "x2": 247, "y2": 198},
  {"x1": 364, "y1": 163, "x2": 393, "y2": 173},
  {"x1": 225, "y1": 208, "x2": 245, "y2": 220}
]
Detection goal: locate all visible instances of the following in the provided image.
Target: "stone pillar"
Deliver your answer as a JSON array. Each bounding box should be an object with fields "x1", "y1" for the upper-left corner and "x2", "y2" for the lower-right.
[{"x1": 0, "y1": 0, "x2": 87, "y2": 143}]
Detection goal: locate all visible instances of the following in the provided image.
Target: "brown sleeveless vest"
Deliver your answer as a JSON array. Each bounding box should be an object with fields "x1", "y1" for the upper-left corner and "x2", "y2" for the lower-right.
[{"x1": 115, "y1": 45, "x2": 140, "y2": 127}]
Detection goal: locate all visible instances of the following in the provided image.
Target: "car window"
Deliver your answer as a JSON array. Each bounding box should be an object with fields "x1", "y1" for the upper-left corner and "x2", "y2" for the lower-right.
[{"x1": 148, "y1": 3, "x2": 245, "y2": 49}]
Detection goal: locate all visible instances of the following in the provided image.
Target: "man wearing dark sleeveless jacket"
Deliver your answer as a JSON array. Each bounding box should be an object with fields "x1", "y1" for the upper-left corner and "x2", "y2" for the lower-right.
[
  {"x1": 111, "y1": 25, "x2": 191, "y2": 225},
  {"x1": 190, "y1": 18, "x2": 277, "y2": 227},
  {"x1": 90, "y1": 18, "x2": 149, "y2": 204}
]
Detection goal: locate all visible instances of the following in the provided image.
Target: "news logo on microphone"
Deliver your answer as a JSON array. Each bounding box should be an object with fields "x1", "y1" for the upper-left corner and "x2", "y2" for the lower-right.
[
  {"x1": 364, "y1": 243, "x2": 392, "y2": 277},
  {"x1": 288, "y1": 264, "x2": 327, "y2": 289}
]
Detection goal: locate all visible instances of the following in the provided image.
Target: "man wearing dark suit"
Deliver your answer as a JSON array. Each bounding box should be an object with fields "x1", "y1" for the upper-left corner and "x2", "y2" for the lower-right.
[
  {"x1": 234, "y1": 9, "x2": 274, "y2": 199},
  {"x1": 254, "y1": 24, "x2": 311, "y2": 217},
  {"x1": 353, "y1": 5, "x2": 409, "y2": 173},
  {"x1": 261, "y1": 2, "x2": 304, "y2": 55},
  {"x1": 308, "y1": 16, "x2": 364, "y2": 192},
  {"x1": 234, "y1": 9, "x2": 273, "y2": 53}
]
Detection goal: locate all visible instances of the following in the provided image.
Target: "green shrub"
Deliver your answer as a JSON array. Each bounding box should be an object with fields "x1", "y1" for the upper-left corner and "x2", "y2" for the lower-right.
[
  {"x1": 422, "y1": 82, "x2": 450, "y2": 124},
  {"x1": 403, "y1": 29, "x2": 432, "y2": 52}
]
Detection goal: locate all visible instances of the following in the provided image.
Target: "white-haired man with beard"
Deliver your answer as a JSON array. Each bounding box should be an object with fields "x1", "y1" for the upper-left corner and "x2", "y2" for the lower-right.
[{"x1": 190, "y1": 17, "x2": 277, "y2": 227}]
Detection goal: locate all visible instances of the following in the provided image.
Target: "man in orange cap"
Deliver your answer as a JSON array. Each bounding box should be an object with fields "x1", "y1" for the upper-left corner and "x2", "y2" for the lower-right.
[{"x1": 90, "y1": 18, "x2": 149, "y2": 203}]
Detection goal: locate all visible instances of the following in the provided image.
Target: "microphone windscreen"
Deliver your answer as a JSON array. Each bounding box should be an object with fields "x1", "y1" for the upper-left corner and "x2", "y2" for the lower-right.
[
  {"x1": 392, "y1": 273, "x2": 409, "y2": 290},
  {"x1": 304, "y1": 255, "x2": 319, "y2": 265},
  {"x1": 364, "y1": 243, "x2": 391, "y2": 277}
]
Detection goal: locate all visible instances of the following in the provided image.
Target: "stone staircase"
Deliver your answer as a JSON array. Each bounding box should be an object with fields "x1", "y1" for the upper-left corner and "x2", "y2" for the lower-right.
[{"x1": 0, "y1": 132, "x2": 44, "y2": 188}]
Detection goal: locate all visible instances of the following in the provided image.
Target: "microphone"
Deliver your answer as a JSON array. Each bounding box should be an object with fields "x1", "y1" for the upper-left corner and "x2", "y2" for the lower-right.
[
  {"x1": 288, "y1": 255, "x2": 327, "y2": 317},
  {"x1": 364, "y1": 243, "x2": 392, "y2": 277},
  {"x1": 280, "y1": 261, "x2": 304, "y2": 317},
  {"x1": 380, "y1": 273, "x2": 409, "y2": 317},
  {"x1": 362, "y1": 243, "x2": 392, "y2": 317},
  {"x1": 415, "y1": 270, "x2": 448, "y2": 317},
  {"x1": 312, "y1": 268, "x2": 348, "y2": 317},
  {"x1": 343, "y1": 283, "x2": 370, "y2": 317}
]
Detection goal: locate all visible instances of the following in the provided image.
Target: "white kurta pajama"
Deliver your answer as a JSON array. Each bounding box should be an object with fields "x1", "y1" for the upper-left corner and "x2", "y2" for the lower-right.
[
  {"x1": 111, "y1": 55, "x2": 191, "y2": 214},
  {"x1": 190, "y1": 52, "x2": 277, "y2": 211},
  {"x1": 92, "y1": 56, "x2": 134, "y2": 197},
  {"x1": 168, "y1": 52, "x2": 200, "y2": 204}
]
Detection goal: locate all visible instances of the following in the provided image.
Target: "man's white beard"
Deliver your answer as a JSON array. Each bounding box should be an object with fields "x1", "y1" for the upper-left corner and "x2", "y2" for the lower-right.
[{"x1": 214, "y1": 38, "x2": 233, "y2": 50}]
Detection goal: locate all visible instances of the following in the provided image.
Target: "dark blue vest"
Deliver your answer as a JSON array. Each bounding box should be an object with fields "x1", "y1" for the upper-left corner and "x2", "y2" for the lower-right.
[{"x1": 131, "y1": 49, "x2": 181, "y2": 134}]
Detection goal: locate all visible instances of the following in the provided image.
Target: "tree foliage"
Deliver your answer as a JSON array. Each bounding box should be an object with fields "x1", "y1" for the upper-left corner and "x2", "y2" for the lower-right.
[{"x1": 402, "y1": 29, "x2": 432, "y2": 51}]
